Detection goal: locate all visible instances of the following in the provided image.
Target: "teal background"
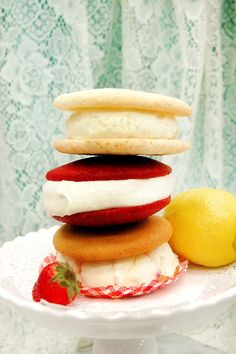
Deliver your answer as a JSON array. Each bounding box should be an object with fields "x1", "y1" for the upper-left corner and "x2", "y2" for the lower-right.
[{"x1": 0, "y1": 0, "x2": 235, "y2": 242}]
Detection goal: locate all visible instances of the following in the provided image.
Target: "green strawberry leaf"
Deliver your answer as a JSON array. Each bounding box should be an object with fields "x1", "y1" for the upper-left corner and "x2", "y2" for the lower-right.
[
  {"x1": 57, "y1": 265, "x2": 67, "y2": 273},
  {"x1": 67, "y1": 286, "x2": 75, "y2": 301},
  {"x1": 52, "y1": 273, "x2": 64, "y2": 282},
  {"x1": 60, "y1": 280, "x2": 71, "y2": 288},
  {"x1": 50, "y1": 261, "x2": 81, "y2": 302},
  {"x1": 74, "y1": 282, "x2": 80, "y2": 293}
]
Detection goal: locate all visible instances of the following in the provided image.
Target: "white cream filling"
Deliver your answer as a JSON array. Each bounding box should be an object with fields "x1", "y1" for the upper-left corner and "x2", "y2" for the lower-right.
[
  {"x1": 66, "y1": 110, "x2": 179, "y2": 139},
  {"x1": 43, "y1": 175, "x2": 172, "y2": 216},
  {"x1": 57, "y1": 243, "x2": 179, "y2": 288}
]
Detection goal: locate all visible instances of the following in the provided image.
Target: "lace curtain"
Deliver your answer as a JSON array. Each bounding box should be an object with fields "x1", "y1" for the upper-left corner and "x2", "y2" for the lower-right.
[
  {"x1": 0, "y1": 0, "x2": 236, "y2": 353},
  {"x1": 0, "y1": 0, "x2": 235, "y2": 242}
]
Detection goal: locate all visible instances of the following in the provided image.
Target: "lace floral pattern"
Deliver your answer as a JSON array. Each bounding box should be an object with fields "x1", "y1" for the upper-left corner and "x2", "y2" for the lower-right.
[
  {"x1": 0, "y1": 0, "x2": 235, "y2": 242},
  {"x1": 0, "y1": 0, "x2": 235, "y2": 353}
]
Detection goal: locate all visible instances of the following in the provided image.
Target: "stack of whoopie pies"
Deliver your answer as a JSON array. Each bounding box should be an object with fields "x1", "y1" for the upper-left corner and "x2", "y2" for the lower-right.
[{"x1": 43, "y1": 89, "x2": 191, "y2": 299}]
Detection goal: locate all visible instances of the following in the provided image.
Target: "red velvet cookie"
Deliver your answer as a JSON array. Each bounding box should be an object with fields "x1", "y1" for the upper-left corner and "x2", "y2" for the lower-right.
[
  {"x1": 46, "y1": 155, "x2": 171, "y2": 181},
  {"x1": 54, "y1": 197, "x2": 171, "y2": 227},
  {"x1": 45, "y1": 156, "x2": 172, "y2": 227}
]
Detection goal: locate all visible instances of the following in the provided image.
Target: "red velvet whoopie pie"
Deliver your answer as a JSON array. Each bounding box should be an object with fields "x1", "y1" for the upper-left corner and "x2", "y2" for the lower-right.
[{"x1": 44, "y1": 155, "x2": 172, "y2": 227}]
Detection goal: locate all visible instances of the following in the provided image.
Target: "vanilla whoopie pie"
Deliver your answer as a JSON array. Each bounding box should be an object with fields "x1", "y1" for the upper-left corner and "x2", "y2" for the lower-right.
[{"x1": 53, "y1": 88, "x2": 191, "y2": 156}]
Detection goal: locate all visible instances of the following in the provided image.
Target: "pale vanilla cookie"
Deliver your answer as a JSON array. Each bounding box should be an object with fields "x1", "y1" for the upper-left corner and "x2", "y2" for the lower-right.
[
  {"x1": 53, "y1": 89, "x2": 191, "y2": 155},
  {"x1": 54, "y1": 88, "x2": 191, "y2": 116},
  {"x1": 53, "y1": 216, "x2": 173, "y2": 262},
  {"x1": 53, "y1": 138, "x2": 190, "y2": 155}
]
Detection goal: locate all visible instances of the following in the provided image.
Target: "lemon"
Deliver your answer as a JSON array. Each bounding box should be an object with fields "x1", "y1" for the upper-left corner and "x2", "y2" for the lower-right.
[{"x1": 164, "y1": 188, "x2": 236, "y2": 267}]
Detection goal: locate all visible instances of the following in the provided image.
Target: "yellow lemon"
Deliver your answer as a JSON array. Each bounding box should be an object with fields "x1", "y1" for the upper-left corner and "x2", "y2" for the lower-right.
[{"x1": 164, "y1": 188, "x2": 236, "y2": 267}]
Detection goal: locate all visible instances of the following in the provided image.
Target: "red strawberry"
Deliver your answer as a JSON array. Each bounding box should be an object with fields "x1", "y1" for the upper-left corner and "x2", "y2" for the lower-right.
[
  {"x1": 32, "y1": 281, "x2": 41, "y2": 302},
  {"x1": 32, "y1": 261, "x2": 80, "y2": 305}
]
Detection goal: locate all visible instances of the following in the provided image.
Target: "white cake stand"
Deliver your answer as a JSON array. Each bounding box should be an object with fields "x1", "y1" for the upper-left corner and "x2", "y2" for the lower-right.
[{"x1": 0, "y1": 226, "x2": 236, "y2": 354}]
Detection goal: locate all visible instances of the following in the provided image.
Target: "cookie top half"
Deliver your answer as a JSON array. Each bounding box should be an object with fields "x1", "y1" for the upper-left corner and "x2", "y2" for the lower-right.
[
  {"x1": 54, "y1": 88, "x2": 191, "y2": 116},
  {"x1": 46, "y1": 155, "x2": 171, "y2": 181},
  {"x1": 53, "y1": 216, "x2": 173, "y2": 262}
]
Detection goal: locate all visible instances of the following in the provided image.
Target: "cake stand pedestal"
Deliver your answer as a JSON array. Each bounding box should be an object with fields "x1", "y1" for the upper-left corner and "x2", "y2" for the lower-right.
[
  {"x1": 0, "y1": 227, "x2": 235, "y2": 354},
  {"x1": 92, "y1": 338, "x2": 157, "y2": 354}
]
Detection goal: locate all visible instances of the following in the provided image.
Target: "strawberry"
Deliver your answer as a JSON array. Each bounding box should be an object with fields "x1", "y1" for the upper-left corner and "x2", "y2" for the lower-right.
[{"x1": 32, "y1": 261, "x2": 80, "y2": 305}]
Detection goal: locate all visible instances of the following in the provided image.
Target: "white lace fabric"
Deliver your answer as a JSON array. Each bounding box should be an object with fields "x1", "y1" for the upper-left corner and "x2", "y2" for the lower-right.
[{"x1": 0, "y1": 0, "x2": 236, "y2": 353}]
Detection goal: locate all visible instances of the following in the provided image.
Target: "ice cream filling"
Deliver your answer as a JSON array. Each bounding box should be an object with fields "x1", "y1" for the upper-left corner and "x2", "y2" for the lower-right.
[
  {"x1": 66, "y1": 110, "x2": 179, "y2": 139},
  {"x1": 43, "y1": 174, "x2": 173, "y2": 216},
  {"x1": 56, "y1": 243, "x2": 179, "y2": 288}
]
